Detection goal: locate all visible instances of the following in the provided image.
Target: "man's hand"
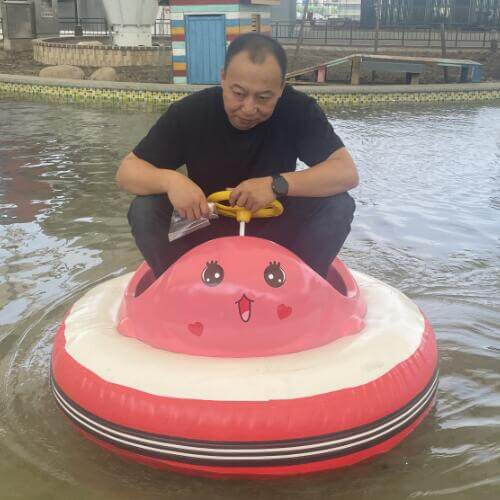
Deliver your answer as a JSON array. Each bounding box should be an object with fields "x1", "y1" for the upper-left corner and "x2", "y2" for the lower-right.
[
  {"x1": 229, "y1": 177, "x2": 276, "y2": 212},
  {"x1": 167, "y1": 172, "x2": 209, "y2": 220}
]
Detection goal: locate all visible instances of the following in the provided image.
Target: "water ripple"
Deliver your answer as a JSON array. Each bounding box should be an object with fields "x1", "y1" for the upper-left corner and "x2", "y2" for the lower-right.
[{"x1": 0, "y1": 99, "x2": 499, "y2": 499}]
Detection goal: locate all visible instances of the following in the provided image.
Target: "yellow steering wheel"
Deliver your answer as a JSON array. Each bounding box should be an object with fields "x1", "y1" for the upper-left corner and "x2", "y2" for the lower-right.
[{"x1": 207, "y1": 190, "x2": 283, "y2": 223}]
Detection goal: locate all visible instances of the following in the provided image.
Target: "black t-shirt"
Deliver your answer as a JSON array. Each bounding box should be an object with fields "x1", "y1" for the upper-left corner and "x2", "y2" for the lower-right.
[{"x1": 133, "y1": 85, "x2": 344, "y2": 196}]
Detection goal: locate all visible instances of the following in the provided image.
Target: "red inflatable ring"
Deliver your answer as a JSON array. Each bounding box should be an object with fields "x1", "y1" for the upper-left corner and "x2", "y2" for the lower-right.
[{"x1": 51, "y1": 237, "x2": 438, "y2": 477}]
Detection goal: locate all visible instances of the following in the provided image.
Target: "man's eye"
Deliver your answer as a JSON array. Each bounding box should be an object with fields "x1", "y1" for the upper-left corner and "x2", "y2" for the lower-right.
[{"x1": 259, "y1": 96, "x2": 271, "y2": 101}]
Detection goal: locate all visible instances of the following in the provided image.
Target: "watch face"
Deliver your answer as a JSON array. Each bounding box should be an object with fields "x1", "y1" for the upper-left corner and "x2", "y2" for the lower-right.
[{"x1": 273, "y1": 175, "x2": 288, "y2": 196}]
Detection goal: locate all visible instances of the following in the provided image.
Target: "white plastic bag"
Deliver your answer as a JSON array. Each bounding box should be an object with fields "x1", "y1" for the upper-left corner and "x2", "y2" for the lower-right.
[{"x1": 168, "y1": 202, "x2": 218, "y2": 242}]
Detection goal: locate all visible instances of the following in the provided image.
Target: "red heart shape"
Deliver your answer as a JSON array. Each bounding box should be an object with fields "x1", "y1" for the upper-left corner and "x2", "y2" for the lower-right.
[
  {"x1": 188, "y1": 322, "x2": 204, "y2": 336},
  {"x1": 277, "y1": 304, "x2": 292, "y2": 320}
]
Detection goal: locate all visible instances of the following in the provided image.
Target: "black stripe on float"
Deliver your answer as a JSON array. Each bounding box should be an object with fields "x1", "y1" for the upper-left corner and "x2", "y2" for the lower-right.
[
  {"x1": 51, "y1": 370, "x2": 438, "y2": 450},
  {"x1": 51, "y1": 370, "x2": 438, "y2": 467}
]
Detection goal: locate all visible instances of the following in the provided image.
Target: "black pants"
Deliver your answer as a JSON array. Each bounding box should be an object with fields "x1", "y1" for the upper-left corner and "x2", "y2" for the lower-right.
[{"x1": 127, "y1": 192, "x2": 355, "y2": 279}]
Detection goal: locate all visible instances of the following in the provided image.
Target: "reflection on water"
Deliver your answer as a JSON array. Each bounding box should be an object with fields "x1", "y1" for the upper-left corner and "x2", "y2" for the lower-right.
[{"x1": 0, "y1": 99, "x2": 499, "y2": 499}]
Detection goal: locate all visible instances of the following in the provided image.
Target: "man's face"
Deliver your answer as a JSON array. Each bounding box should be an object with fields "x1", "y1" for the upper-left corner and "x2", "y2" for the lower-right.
[{"x1": 220, "y1": 51, "x2": 284, "y2": 131}]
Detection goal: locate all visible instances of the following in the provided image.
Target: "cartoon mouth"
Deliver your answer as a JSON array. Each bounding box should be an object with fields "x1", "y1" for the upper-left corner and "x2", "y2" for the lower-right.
[{"x1": 235, "y1": 294, "x2": 254, "y2": 323}]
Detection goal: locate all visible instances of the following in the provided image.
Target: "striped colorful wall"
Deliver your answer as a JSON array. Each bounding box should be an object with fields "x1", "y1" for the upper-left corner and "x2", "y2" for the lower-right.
[{"x1": 170, "y1": 2, "x2": 272, "y2": 84}]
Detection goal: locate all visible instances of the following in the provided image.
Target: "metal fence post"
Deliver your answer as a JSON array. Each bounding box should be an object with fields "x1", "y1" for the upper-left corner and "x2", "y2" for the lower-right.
[
  {"x1": 483, "y1": 29, "x2": 487, "y2": 47},
  {"x1": 428, "y1": 27, "x2": 432, "y2": 47},
  {"x1": 402, "y1": 27, "x2": 405, "y2": 47},
  {"x1": 491, "y1": 29, "x2": 498, "y2": 52},
  {"x1": 325, "y1": 21, "x2": 328, "y2": 45},
  {"x1": 350, "y1": 23, "x2": 353, "y2": 46},
  {"x1": 455, "y1": 28, "x2": 459, "y2": 48}
]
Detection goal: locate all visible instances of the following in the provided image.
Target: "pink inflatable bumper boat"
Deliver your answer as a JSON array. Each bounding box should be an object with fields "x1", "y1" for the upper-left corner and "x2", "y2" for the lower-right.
[{"x1": 51, "y1": 197, "x2": 438, "y2": 478}]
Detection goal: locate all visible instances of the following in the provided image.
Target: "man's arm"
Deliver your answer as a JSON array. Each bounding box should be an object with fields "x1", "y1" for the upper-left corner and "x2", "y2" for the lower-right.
[
  {"x1": 116, "y1": 152, "x2": 208, "y2": 220},
  {"x1": 116, "y1": 152, "x2": 177, "y2": 195},
  {"x1": 229, "y1": 147, "x2": 358, "y2": 212},
  {"x1": 283, "y1": 147, "x2": 358, "y2": 197}
]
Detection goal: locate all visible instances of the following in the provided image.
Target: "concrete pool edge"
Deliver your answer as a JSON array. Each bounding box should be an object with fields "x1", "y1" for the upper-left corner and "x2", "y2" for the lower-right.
[{"x1": 1, "y1": 73, "x2": 500, "y2": 108}]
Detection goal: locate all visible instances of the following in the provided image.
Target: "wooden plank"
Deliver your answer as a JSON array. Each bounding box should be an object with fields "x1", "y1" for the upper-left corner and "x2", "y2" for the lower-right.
[
  {"x1": 460, "y1": 66, "x2": 469, "y2": 83},
  {"x1": 324, "y1": 56, "x2": 353, "y2": 68},
  {"x1": 409, "y1": 73, "x2": 420, "y2": 85},
  {"x1": 471, "y1": 65, "x2": 482, "y2": 83},
  {"x1": 316, "y1": 65, "x2": 326, "y2": 83},
  {"x1": 359, "y1": 54, "x2": 481, "y2": 66},
  {"x1": 285, "y1": 53, "x2": 482, "y2": 85},
  {"x1": 361, "y1": 61, "x2": 425, "y2": 74},
  {"x1": 250, "y1": 0, "x2": 280, "y2": 4},
  {"x1": 285, "y1": 55, "x2": 353, "y2": 79},
  {"x1": 351, "y1": 56, "x2": 361, "y2": 85},
  {"x1": 437, "y1": 63, "x2": 463, "y2": 68}
]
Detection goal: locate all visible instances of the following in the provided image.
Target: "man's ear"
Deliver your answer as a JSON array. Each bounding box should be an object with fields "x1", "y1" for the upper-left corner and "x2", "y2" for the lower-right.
[{"x1": 277, "y1": 79, "x2": 286, "y2": 97}]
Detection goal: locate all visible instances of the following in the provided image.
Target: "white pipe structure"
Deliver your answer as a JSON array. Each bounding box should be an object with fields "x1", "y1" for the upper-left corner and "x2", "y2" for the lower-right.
[{"x1": 101, "y1": 0, "x2": 159, "y2": 47}]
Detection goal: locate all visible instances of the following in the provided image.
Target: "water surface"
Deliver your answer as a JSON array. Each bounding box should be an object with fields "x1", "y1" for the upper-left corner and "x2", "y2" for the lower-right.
[{"x1": 0, "y1": 99, "x2": 499, "y2": 499}]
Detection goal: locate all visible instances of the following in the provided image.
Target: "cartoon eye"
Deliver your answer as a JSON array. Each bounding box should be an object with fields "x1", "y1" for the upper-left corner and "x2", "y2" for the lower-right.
[
  {"x1": 264, "y1": 261, "x2": 286, "y2": 288},
  {"x1": 201, "y1": 261, "x2": 224, "y2": 287}
]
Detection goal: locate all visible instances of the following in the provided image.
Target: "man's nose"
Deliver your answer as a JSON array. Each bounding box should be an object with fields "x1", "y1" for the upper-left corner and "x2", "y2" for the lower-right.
[{"x1": 241, "y1": 98, "x2": 257, "y2": 115}]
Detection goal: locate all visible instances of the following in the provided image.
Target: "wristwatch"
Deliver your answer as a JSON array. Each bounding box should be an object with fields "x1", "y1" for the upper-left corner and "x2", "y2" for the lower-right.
[{"x1": 271, "y1": 174, "x2": 289, "y2": 198}]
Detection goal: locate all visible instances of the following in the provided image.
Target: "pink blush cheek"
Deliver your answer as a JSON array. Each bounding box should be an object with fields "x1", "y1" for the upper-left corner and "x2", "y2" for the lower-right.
[
  {"x1": 277, "y1": 304, "x2": 292, "y2": 320},
  {"x1": 188, "y1": 322, "x2": 204, "y2": 336}
]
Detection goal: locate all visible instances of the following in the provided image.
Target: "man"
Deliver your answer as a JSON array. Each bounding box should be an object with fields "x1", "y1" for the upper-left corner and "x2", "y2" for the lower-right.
[{"x1": 116, "y1": 33, "x2": 358, "y2": 279}]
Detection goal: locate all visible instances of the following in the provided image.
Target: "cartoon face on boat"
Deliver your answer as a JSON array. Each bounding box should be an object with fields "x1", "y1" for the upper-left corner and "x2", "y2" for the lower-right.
[
  {"x1": 118, "y1": 236, "x2": 365, "y2": 357},
  {"x1": 200, "y1": 257, "x2": 289, "y2": 324}
]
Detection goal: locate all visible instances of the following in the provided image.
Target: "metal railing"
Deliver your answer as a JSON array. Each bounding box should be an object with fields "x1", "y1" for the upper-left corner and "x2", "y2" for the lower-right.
[
  {"x1": 58, "y1": 18, "x2": 171, "y2": 38},
  {"x1": 59, "y1": 17, "x2": 108, "y2": 36},
  {"x1": 1, "y1": 16, "x2": 494, "y2": 49},
  {"x1": 272, "y1": 21, "x2": 498, "y2": 49}
]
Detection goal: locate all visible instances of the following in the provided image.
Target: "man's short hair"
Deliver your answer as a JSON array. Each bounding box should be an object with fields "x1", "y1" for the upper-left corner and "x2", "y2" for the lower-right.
[{"x1": 224, "y1": 33, "x2": 288, "y2": 82}]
